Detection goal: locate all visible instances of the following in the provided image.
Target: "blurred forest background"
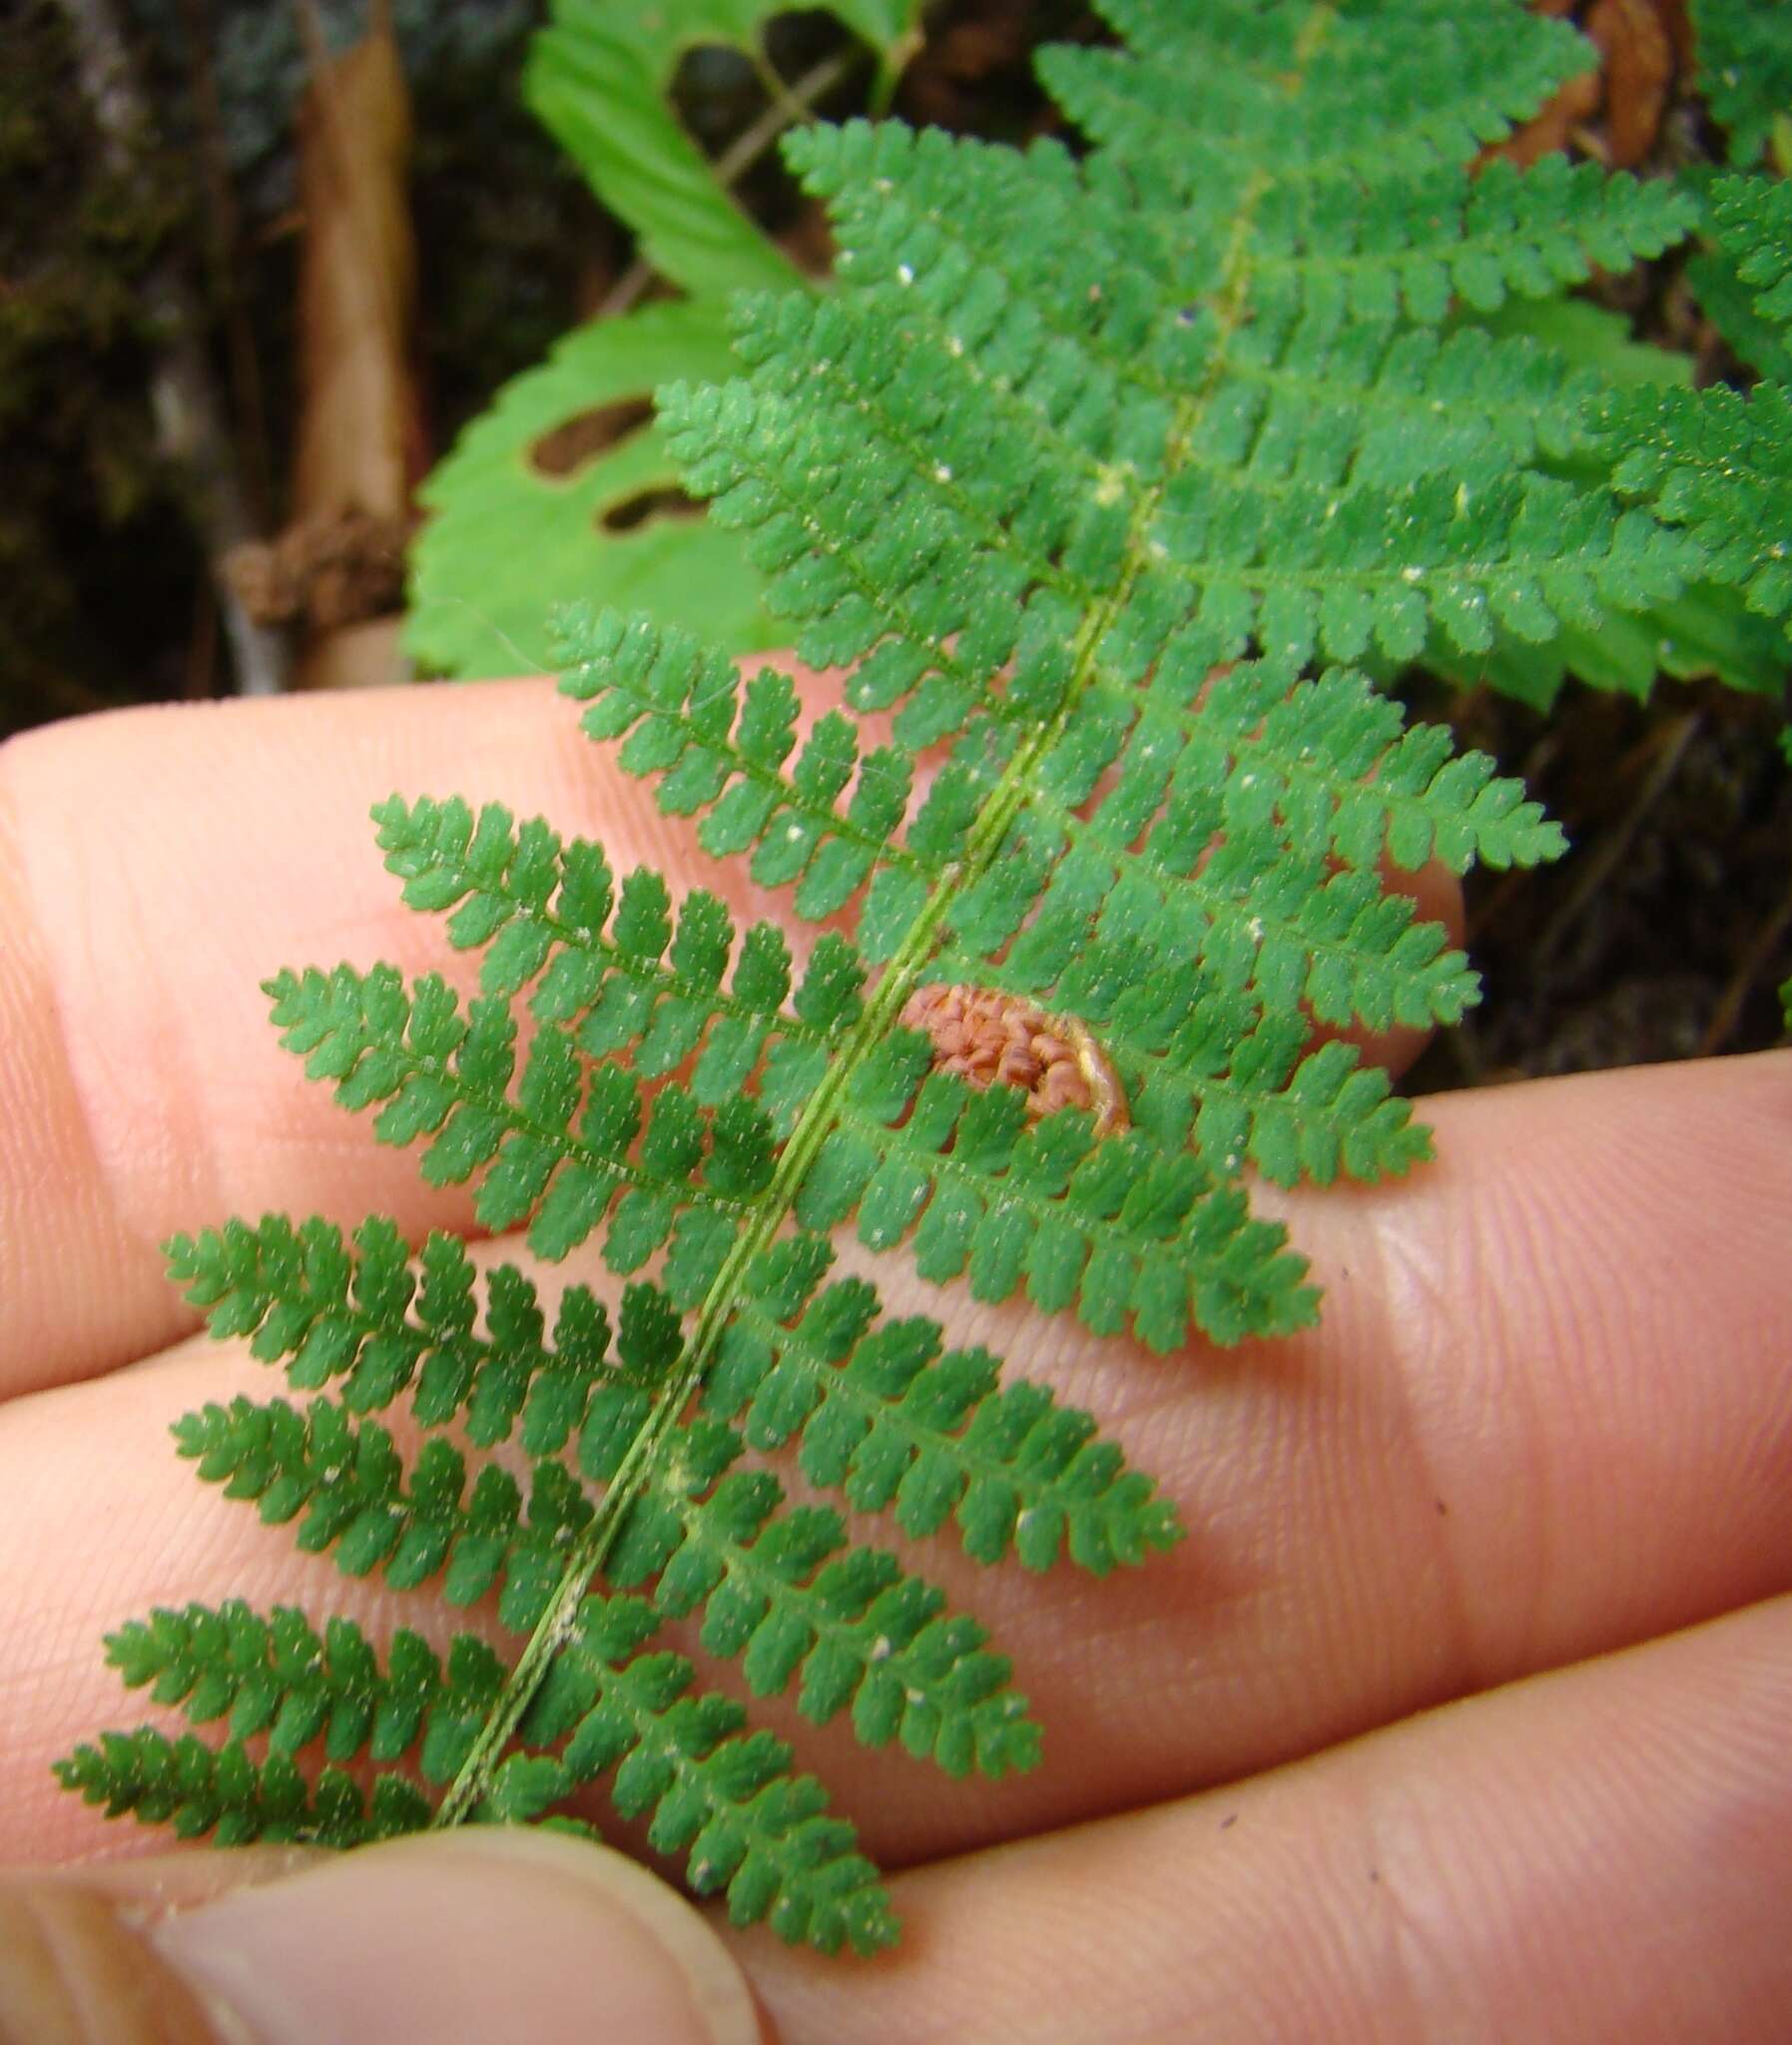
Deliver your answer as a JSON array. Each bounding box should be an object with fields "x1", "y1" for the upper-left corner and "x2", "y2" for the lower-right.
[
  {"x1": 3, "y1": 0, "x2": 1790, "y2": 1080},
  {"x1": 2, "y1": 0, "x2": 1083, "y2": 719}
]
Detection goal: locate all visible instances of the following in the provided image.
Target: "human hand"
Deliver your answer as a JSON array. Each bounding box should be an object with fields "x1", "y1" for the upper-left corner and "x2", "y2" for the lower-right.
[{"x1": 2, "y1": 680, "x2": 1788, "y2": 2041}]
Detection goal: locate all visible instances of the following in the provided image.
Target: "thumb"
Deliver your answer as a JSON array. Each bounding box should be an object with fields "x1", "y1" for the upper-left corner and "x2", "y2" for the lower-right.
[{"x1": 1, "y1": 1829, "x2": 763, "y2": 2045}]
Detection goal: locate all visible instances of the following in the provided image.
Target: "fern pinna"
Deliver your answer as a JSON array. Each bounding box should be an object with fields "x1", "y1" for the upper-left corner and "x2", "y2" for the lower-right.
[
  {"x1": 1597, "y1": 174, "x2": 1792, "y2": 631},
  {"x1": 59, "y1": 0, "x2": 1614, "y2": 1957}
]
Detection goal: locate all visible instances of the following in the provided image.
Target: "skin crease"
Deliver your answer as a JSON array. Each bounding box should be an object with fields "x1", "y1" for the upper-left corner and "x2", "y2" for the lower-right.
[{"x1": 1, "y1": 676, "x2": 1789, "y2": 2041}]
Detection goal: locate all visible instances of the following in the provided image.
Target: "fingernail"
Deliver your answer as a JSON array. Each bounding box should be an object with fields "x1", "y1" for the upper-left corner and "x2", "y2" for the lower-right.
[{"x1": 147, "y1": 1830, "x2": 762, "y2": 2045}]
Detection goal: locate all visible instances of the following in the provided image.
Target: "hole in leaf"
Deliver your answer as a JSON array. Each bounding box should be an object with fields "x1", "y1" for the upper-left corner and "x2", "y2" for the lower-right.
[
  {"x1": 599, "y1": 487, "x2": 705, "y2": 533},
  {"x1": 529, "y1": 398, "x2": 656, "y2": 478}
]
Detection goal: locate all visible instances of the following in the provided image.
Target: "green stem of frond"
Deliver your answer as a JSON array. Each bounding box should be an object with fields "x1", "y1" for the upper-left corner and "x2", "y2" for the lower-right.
[{"x1": 431, "y1": 46, "x2": 1312, "y2": 1829}]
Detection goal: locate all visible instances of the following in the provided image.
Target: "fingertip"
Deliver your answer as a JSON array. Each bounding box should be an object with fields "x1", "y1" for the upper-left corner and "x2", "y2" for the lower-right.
[{"x1": 140, "y1": 1830, "x2": 764, "y2": 2045}]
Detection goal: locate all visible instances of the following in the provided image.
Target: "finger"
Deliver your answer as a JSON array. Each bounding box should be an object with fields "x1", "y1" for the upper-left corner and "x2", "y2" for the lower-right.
[
  {"x1": 2, "y1": 681, "x2": 594, "y2": 1389},
  {"x1": 8, "y1": 1054, "x2": 1792, "y2": 1874},
  {"x1": 0, "y1": 676, "x2": 1454, "y2": 1393},
  {"x1": 3, "y1": 1830, "x2": 759, "y2": 2045},
  {"x1": 741, "y1": 1593, "x2": 1792, "y2": 2044}
]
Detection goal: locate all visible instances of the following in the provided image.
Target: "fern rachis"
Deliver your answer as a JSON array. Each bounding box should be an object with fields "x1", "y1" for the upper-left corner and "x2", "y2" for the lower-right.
[{"x1": 93, "y1": 0, "x2": 1792, "y2": 1960}]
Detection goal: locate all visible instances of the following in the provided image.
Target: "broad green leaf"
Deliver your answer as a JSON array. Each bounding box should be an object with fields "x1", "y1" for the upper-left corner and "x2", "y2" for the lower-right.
[{"x1": 406, "y1": 301, "x2": 778, "y2": 678}]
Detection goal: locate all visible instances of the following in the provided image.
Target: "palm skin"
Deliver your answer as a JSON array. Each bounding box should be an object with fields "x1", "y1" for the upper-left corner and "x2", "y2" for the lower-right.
[{"x1": 2, "y1": 677, "x2": 1789, "y2": 2043}]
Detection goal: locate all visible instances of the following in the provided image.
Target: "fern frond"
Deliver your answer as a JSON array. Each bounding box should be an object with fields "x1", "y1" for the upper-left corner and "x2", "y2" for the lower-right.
[
  {"x1": 556, "y1": 606, "x2": 1556, "y2": 1227},
  {"x1": 1655, "y1": 167, "x2": 1792, "y2": 409},
  {"x1": 71, "y1": 0, "x2": 1618, "y2": 1944},
  {"x1": 174, "y1": 1372, "x2": 1039, "y2": 1785},
  {"x1": 1390, "y1": 299, "x2": 1792, "y2": 704},
  {"x1": 578, "y1": 1389, "x2": 1041, "y2": 1777},
  {"x1": 1602, "y1": 379, "x2": 1792, "y2": 623},
  {"x1": 1690, "y1": 0, "x2": 1792, "y2": 168},
  {"x1": 172, "y1": 1392, "x2": 591, "y2": 1627},
  {"x1": 818, "y1": 1031, "x2": 1318, "y2": 1345},
  {"x1": 264, "y1": 963, "x2": 808, "y2": 1278},
  {"x1": 1697, "y1": 176, "x2": 1792, "y2": 332},
  {"x1": 1684, "y1": 244, "x2": 1792, "y2": 391},
  {"x1": 1597, "y1": 181, "x2": 1792, "y2": 631}
]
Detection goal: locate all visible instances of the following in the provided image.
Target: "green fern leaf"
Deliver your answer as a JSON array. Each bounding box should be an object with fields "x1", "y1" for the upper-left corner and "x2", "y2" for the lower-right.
[
  {"x1": 96, "y1": 1603, "x2": 505, "y2": 1771},
  {"x1": 1404, "y1": 300, "x2": 1792, "y2": 705},
  {"x1": 1691, "y1": 0, "x2": 1792, "y2": 168},
  {"x1": 1680, "y1": 167, "x2": 1792, "y2": 386},
  {"x1": 555, "y1": 608, "x2": 1552, "y2": 1257},
  {"x1": 707, "y1": 1237, "x2": 1181, "y2": 1570},
  {"x1": 1697, "y1": 176, "x2": 1792, "y2": 334},
  {"x1": 1601, "y1": 376, "x2": 1792, "y2": 625},
  {"x1": 54, "y1": 1728, "x2": 431, "y2": 1848},
  {"x1": 1596, "y1": 180, "x2": 1792, "y2": 631}
]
